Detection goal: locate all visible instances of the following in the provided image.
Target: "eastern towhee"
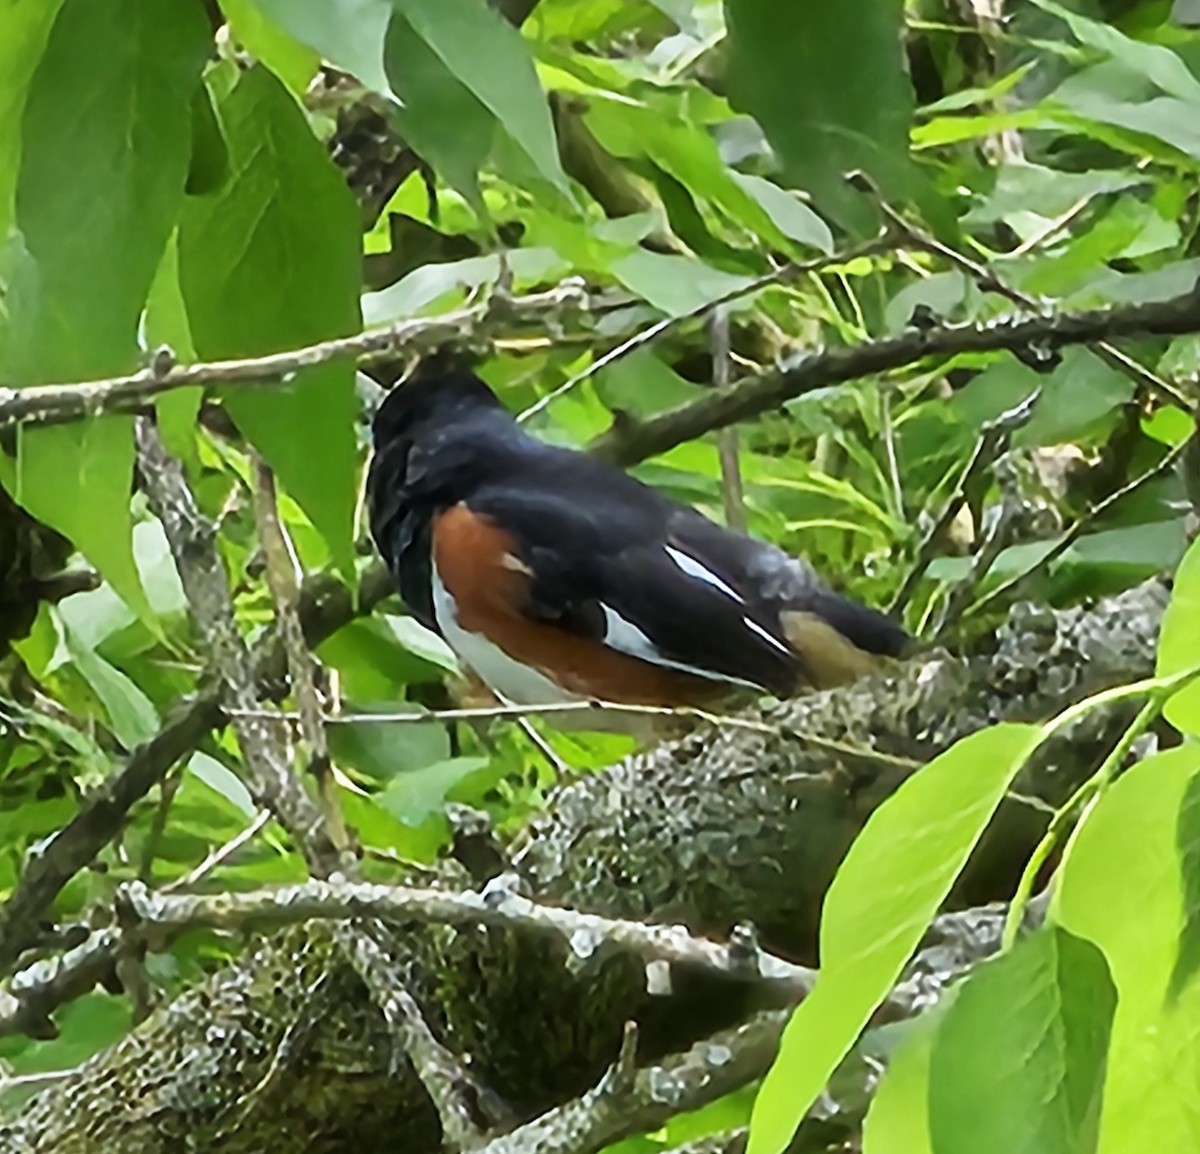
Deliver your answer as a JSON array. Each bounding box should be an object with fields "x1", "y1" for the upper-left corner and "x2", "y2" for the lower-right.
[{"x1": 367, "y1": 353, "x2": 910, "y2": 716}]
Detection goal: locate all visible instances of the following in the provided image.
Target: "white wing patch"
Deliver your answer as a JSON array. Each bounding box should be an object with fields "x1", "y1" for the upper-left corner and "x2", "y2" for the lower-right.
[
  {"x1": 665, "y1": 546, "x2": 743, "y2": 602},
  {"x1": 600, "y1": 605, "x2": 761, "y2": 690},
  {"x1": 665, "y1": 545, "x2": 793, "y2": 659}
]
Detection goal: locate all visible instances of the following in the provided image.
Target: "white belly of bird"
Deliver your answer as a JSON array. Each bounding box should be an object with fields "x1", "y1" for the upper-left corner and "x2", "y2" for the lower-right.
[{"x1": 431, "y1": 566, "x2": 582, "y2": 705}]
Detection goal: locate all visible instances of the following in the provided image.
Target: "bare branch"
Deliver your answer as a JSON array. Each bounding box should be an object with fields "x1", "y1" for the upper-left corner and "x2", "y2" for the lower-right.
[
  {"x1": 0, "y1": 285, "x2": 589, "y2": 428},
  {"x1": 250, "y1": 455, "x2": 347, "y2": 851},
  {"x1": 876, "y1": 199, "x2": 1196, "y2": 413},
  {"x1": 590, "y1": 281, "x2": 1200, "y2": 466},
  {"x1": 476, "y1": 1011, "x2": 786, "y2": 1154},
  {"x1": 334, "y1": 924, "x2": 507, "y2": 1147},
  {"x1": 116, "y1": 878, "x2": 819, "y2": 1002},
  {"x1": 135, "y1": 420, "x2": 342, "y2": 877}
]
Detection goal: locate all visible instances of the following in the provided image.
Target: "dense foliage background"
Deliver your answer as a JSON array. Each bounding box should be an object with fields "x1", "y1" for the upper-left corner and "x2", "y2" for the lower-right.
[{"x1": 1, "y1": 0, "x2": 1199, "y2": 1151}]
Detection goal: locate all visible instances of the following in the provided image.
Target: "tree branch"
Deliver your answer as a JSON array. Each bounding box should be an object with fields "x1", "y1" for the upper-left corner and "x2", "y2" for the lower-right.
[
  {"x1": 135, "y1": 420, "x2": 342, "y2": 876},
  {"x1": 589, "y1": 279, "x2": 1200, "y2": 466},
  {"x1": 476, "y1": 1013, "x2": 785, "y2": 1154},
  {"x1": 116, "y1": 878, "x2": 819, "y2": 1003},
  {"x1": 0, "y1": 284, "x2": 590, "y2": 428}
]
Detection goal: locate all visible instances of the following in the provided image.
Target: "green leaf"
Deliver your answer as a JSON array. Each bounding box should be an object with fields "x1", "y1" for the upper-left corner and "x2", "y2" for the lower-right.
[
  {"x1": 327, "y1": 707, "x2": 451, "y2": 783},
  {"x1": 384, "y1": 12, "x2": 494, "y2": 214},
  {"x1": 1053, "y1": 745, "x2": 1200, "y2": 1154},
  {"x1": 392, "y1": 0, "x2": 568, "y2": 196},
  {"x1": 179, "y1": 66, "x2": 362, "y2": 580},
  {"x1": 1030, "y1": 0, "x2": 1200, "y2": 104},
  {"x1": 611, "y1": 250, "x2": 756, "y2": 315},
  {"x1": 747, "y1": 723, "x2": 1042, "y2": 1154},
  {"x1": 188, "y1": 751, "x2": 256, "y2": 817},
  {"x1": 144, "y1": 235, "x2": 201, "y2": 469},
  {"x1": 249, "y1": 0, "x2": 392, "y2": 94},
  {"x1": 0, "y1": 0, "x2": 65, "y2": 237},
  {"x1": 595, "y1": 350, "x2": 701, "y2": 418},
  {"x1": 219, "y1": 0, "x2": 321, "y2": 94},
  {"x1": 337, "y1": 782, "x2": 449, "y2": 862},
  {"x1": 1159, "y1": 537, "x2": 1200, "y2": 735},
  {"x1": 0, "y1": 0, "x2": 207, "y2": 625},
  {"x1": 928, "y1": 926, "x2": 1115, "y2": 1154},
  {"x1": 0, "y1": 993, "x2": 130, "y2": 1088},
  {"x1": 731, "y1": 173, "x2": 834, "y2": 254},
  {"x1": 6, "y1": 420, "x2": 155, "y2": 631},
  {"x1": 862, "y1": 1016, "x2": 936, "y2": 1154},
  {"x1": 378, "y1": 756, "x2": 492, "y2": 825},
  {"x1": 3, "y1": 0, "x2": 209, "y2": 381},
  {"x1": 62, "y1": 625, "x2": 159, "y2": 749},
  {"x1": 724, "y1": 0, "x2": 916, "y2": 234}
]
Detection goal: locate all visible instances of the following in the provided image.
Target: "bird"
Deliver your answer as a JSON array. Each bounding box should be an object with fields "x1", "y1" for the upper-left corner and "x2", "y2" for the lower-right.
[{"x1": 366, "y1": 351, "x2": 910, "y2": 719}]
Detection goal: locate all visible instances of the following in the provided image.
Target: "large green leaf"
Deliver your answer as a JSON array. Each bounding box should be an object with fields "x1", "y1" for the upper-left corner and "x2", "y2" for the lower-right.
[
  {"x1": 1054, "y1": 745, "x2": 1200, "y2": 1153},
  {"x1": 179, "y1": 66, "x2": 362, "y2": 579},
  {"x1": 249, "y1": 0, "x2": 392, "y2": 94},
  {"x1": 3, "y1": 0, "x2": 209, "y2": 381},
  {"x1": 928, "y1": 926, "x2": 1115, "y2": 1154},
  {"x1": 382, "y1": 0, "x2": 569, "y2": 212},
  {"x1": 862, "y1": 1017, "x2": 937, "y2": 1154},
  {"x1": 724, "y1": 0, "x2": 916, "y2": 233},
  {"x1": 0, "y1": 0, "x2": 208, "y2": 625},
  {"x1": 747, "y1": 723, "x2": 1042, "y2": 1154},
  {"x1": 219, "y1": 0, "x2": 320, "y2": 94},
  {"x1": 394, "y1": 0, "x2": 567, "y2": 193},
  {"x1": 0, "y1": 0, "x2": 65, "y2": 237},
  {"x1": 1158, "y1": 538, "x2": 1200, "y2": 735},
  {"x1": 384, "y1": 12, "x2": 495, "y2": 214},
  {"x1": 5, "y1": 420, "x2": 155, "y2": 630}
]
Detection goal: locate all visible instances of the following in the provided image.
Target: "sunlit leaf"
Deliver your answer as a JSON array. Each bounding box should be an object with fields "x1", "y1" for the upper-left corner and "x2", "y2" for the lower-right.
[
  {"x1": 928, "y1": 926, "x2": 1114, "y2": 1154},
  {"x1": 748, "y1": 724, "x2": 1041, "y2": 1154},
  {"x1": 1158, "y1": 538, "x2": 1200, "y2": 735},
  {"x1": 1054, "y1": 745, "x2": 1200, "y2": 1153},
  {"x1": 863, "y1": 1014, "x2": 939, "y2": 1154},
  {"x1": 179, "y1": 65, "x2": 362, "y2": 580},
  {"x1": 219, "y1": 0, "x2": 321, "y2": 93}
]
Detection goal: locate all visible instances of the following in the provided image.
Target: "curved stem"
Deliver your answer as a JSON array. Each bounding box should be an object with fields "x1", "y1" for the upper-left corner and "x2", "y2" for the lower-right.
[{"x1": 1002, "y1": 664, "x2": 1200, "y2": 950}]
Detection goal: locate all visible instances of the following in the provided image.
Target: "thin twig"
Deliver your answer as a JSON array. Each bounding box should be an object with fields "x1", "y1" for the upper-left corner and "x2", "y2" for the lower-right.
[
  {"x1": 0, "y1": 284, "x2": 590, "y2": 428},
  {"x1": 932, "y1": 490, "x2": 1022, "y2": 641},
  {"x1": 136, "y1": 420, "x2": 342, "y2": 877},
  {"x1": 228, "y1": 700, "x2": 920, "y2": 771},
  {"x1": 588, "y1": 281, "x2": 1200, "y2": 467},
  {"x1": 250, "y1": 455, "x2": 348, "y2": 852},
  {"x1": 964, "y1": 432, "x2": 1196, "y2": 620},
  {"x1": 0, "y1": 695, "x2": 220, "y2": 977},
  {"x1": 876, "y1": 199, "x2": 1196, "y2": 413},
  {"x1": 163, "y1": 810, "x2": 273, "y2": 893},
  {"x1": 712, "y1": 307, "x2": 747, "y2": 533},
  {"x1": 477, "y1": 1012, "x2": 786, "y2": 1154},
  {"x1": 517, "y1": 236, "x2": 896, "y2": 425},
  {"x1": 889, "y1": 389, "x2": 1039, "y2": 614}
]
